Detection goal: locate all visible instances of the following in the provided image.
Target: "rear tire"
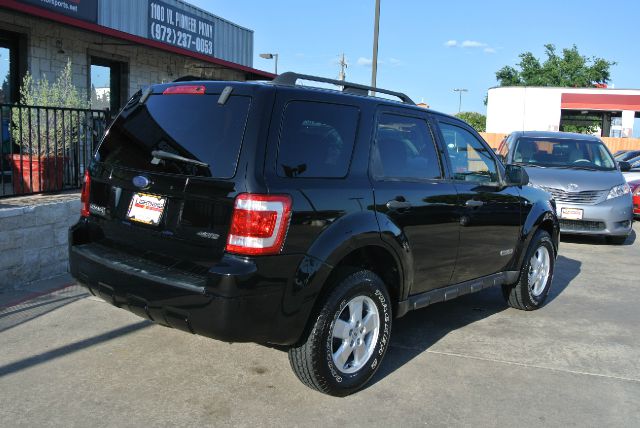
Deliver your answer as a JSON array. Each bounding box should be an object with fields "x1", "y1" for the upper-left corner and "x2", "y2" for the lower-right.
[
  {"x1": 605, "y1": 235, "x2": 628, "y2": 245},
  {"x1": 502, "y1": 229, "x2": 555, "y2": 311},
  {"x1": 288, "y1": 269, "x2": 392, "y2": 396}
]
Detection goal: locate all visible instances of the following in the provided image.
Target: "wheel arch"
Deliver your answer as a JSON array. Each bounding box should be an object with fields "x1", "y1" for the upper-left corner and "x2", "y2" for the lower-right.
[{"x1": 513, "y1": 203, "x2": 559, "y2": 272}]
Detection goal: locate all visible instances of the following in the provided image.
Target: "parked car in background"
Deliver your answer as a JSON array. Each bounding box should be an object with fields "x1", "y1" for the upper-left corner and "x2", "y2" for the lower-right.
[
  {"x1": 69, "y1": 73, "x2": 559, "y2": 396},
  {"x1": 616, "y1": 150, "x2": 640, "y2": 162},
  {"x1": 614, "y1": 150, "x2": 631, "y2": 159},
  {"x1": 622, "y1": 156, "x2": 640, "y2": 183},
  {"x1": 629, "y1": 180, "x2": 640, "y2": 218},
  {"x1": 497, "y1": 131, "x2": 633, "y2": 244},
  {"x1": 626, "y1": 155, "x2": 640, "y2": 168}
]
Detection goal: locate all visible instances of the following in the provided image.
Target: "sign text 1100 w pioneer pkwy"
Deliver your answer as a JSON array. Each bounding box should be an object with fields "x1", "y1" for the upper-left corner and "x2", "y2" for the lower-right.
[{"x1": 148, "y1": 1, "x2": 214, "y2": 56}]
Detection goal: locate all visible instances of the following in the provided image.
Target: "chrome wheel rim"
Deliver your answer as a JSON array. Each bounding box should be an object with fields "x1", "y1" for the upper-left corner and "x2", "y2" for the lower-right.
[
  {"x1": 331, "y1": 295, "x2": 380, "y2": 374},
  {"x1": 528, "y1": 245, "x2": 551, "y2": 297}
]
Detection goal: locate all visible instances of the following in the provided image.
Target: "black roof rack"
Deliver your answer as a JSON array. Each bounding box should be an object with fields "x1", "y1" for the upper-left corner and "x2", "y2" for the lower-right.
[{"x1": 272, "y1": 72, "x2": 415, "y2": 105}]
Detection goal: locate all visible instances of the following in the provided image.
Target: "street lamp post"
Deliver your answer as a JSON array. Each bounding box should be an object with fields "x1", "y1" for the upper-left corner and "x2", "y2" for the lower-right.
[
  {"x1": 453, "y1": 88, "x2": 468, "y2": 113},
  {"x1": 259, "y1": 53, "x2": 279, "y2": 75}
]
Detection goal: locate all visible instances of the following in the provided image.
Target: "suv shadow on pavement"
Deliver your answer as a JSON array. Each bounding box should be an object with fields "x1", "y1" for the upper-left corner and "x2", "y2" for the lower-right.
[{"x1": 365, "y1": 254, "x2": 581, "y2": 389}]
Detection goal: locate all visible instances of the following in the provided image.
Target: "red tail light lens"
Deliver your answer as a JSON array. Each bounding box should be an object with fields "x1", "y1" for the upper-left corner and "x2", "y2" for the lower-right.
[
  {"x1": 162, "y1": 85, "x2": 205, "y2": 95},
  {"x1": 226, "y1": 194, "x2": 292, "y2": 256},
  {"x1": 80, "y1": 170, "x2": 91, "y2": 217}
]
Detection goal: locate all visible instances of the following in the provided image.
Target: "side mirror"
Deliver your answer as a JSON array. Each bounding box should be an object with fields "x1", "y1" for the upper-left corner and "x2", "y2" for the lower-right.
[
  {"x1": 618, "y1": 160, "x2": 631, "y2": 172},
  {"x1": 505, "y1": 164, "x2": 529, "y2": 186}
]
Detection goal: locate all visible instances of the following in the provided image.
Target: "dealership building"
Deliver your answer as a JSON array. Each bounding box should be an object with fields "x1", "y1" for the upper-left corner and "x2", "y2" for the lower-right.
[
  {"x1": 0, "y1": 0, "x2": 273, "y2": 111},
  {"x1": 486, "y1": 86, "x2": 640, "y2": 138}
]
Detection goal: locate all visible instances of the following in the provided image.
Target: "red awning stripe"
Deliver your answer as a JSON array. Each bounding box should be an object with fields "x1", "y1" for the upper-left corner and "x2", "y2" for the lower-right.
[
  {"x1": 561, "y1": 93, "x2": 640, "y2": 111},
  {"x1": 0, "y1": 0, "x2": 275, "y2": 80}
]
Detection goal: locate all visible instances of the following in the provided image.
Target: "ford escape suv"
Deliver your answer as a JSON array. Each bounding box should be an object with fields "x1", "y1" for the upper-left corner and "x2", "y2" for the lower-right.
[{"x1": 70, "y1": 72, "x2": 559, "y2": 396}]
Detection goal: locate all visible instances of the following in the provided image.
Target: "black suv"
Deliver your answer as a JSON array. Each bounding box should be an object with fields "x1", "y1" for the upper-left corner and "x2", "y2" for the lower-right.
[{"x1": 69, "y1": 73, "x2": 559, "y2": 396}]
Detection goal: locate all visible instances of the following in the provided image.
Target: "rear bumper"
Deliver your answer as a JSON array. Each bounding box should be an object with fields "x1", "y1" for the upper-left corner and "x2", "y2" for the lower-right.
[
  {"x1": 69, "y1": 223, "x2": 327, "y2": 346},
  {"x1": 556, "y1": 196, "x2": 633, "y2": 236}
]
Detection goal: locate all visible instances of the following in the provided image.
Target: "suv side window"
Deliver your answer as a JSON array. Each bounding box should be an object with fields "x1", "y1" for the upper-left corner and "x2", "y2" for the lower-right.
[
  {"x1": 277, "y1": 101, "x2": 359, "y2": 178},
  {"x1": 372, "y1": 113, "x2": 442, "y2": 180},
  {"x1": 439, "y1": 122, "x2": 499, "y2": 184}
]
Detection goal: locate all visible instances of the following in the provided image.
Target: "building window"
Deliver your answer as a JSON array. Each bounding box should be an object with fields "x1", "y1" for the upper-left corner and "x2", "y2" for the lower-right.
[
  {"x1": 90, "y1": 57, "x2": 128, "y2": 112},
  {"x1": 0, "y1": 29, "x2": 25, "y2": 104}
]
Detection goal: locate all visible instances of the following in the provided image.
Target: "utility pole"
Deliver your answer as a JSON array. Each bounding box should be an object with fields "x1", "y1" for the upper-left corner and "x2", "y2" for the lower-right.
[
  {"x1": 338, "y1": 53, "x2": 347, "y2": 81},
  {"x1": 371, "y1": 0, "x2": 380, "y2": 95},
  {"x1": 453, "y1": 88, "x2": 468, "y2": 113}
]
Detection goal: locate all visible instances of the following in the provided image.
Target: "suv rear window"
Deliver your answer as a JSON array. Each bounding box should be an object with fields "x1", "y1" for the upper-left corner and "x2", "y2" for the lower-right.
[
  {"x1": 97, "y1": 93, "x2": 251, "y2": 178},
  {"x1": 276, "y1": 101, "x2": 359, "y2": 178}
]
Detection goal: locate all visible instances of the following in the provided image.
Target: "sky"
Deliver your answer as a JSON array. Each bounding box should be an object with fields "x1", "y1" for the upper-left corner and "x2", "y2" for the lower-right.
[{"x1": 189, "y1": 0, "x2": 640, "y2": 117}]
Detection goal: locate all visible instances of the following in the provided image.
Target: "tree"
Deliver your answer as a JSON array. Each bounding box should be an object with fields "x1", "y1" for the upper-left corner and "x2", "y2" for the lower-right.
[
  {"x1": 455, "y1": 111, "x2": 486, "y2": 132},
  {"x1": 13, "y1": 59, "x2": 89, "y2": 155},
  {"x1": 492, "y1": 44, "x2": 615, "y2": 133},
  {"x1": 495, "y1": 44, "x2": 615, "y2": 87}
]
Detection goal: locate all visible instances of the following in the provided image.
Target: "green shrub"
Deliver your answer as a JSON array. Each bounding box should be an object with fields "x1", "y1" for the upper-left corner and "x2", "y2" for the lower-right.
[{"x1": 12, "y1": 59, "x2": 89, "y2": 156}]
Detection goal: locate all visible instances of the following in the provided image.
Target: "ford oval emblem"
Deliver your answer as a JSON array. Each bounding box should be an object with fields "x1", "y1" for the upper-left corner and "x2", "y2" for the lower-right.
[{"x1": 132, "y1": 175, "x2": 151, "y2": 189}]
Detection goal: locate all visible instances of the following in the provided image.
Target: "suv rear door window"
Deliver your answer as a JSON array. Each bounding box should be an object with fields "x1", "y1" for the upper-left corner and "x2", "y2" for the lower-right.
[
  {"x1": 97, "y1": 93, "x2": 251, "y2": 178},
  {"x1": 372, "y1": 113, "x2": 442, "y2": 180},
  {"x1": 277, "y1": 101, "x2": 359, "y2": 178}
]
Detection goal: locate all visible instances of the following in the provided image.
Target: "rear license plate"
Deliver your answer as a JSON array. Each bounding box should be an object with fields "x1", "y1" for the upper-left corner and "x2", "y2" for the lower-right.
[
  {"x1": 560, "y1": 207, "x2": 583, "y2": 220},
  {"x1": 126, "y1": 193, "x2": 167, "y2": 226}
]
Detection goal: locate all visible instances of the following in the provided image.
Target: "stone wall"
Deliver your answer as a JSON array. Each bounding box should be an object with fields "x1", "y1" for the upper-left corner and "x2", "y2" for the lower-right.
[
  {"x1": 0, "y1": 9, "x2": 246, "y2": 103},
  {"x1": 0, "y1": 193, "x2": 79, "y2": 290}
]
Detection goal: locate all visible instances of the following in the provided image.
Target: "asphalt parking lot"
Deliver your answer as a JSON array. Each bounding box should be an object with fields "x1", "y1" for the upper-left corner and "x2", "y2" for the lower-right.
[{"x1": 1, "y1": 224, "x2": 639, "y2": 427}]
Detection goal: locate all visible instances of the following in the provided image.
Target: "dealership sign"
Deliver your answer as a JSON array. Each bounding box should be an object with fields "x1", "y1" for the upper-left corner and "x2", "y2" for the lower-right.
[
  {"x1": 19, "y1": 0, "x2": 98, "y2": 23},
  {"x1": 148, "y1": 1, "x2": 214, "y2": 57}
]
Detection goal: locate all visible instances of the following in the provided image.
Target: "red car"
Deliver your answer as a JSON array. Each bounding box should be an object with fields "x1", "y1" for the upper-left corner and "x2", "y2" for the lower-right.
[{"x1": 630, "y1": 180, "x2": 640, "y2": 218}]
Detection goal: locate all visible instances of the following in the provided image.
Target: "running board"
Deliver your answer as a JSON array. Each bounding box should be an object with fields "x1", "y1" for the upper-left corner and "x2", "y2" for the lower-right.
[{"x1": 396, "y1": 271, "x2": 519, "y2": 318}]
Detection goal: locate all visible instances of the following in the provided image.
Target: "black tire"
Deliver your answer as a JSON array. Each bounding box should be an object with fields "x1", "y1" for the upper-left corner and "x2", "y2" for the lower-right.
[
  {"x1": 605, "y1": 235, "x2": 628, "y2": 245},
  {"x1": 502, "y1": 229, "x2": 555, "y2": 311},
  {"x1": 288, "y1": 269, "x2": 392, "y2": 396}
]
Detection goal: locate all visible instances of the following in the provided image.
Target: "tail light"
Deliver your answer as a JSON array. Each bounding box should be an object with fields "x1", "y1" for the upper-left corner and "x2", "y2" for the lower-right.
[
  {"x1": 80, "y1": 170, "x2": 91, "y2": 217},
  {"x1": 633, "y1": 185, "x2": 640, "y2": 196},
  {"x1": 226, "y1": 194, "x2": 292, "y2": 256}
]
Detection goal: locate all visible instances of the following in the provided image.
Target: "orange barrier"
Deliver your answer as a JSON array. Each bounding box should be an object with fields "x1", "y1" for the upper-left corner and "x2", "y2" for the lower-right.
[{"x1": 479, "y1": 132, "x2": 640, "y2": 153}]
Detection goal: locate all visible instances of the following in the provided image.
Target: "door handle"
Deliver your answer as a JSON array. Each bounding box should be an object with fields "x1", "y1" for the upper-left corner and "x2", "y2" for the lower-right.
[
  {"x1": 386, "y1": 198, "x2": 412, "y2": 210},
  {"x1": 465, "y1": 199, "x2": 485, "y2": 208}
]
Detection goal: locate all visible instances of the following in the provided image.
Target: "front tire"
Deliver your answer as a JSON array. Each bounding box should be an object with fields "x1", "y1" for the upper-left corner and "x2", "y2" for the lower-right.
[
  {"x1": 502, "y1": 230, "x2": 555, "y2": 310},
  {"x1": 288, "y1": 269, "x2": 392, "y2": 396}
]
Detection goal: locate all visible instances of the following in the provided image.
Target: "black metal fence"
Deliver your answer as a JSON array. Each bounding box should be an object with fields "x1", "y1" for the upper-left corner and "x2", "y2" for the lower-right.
[{"x1": 0, "y1": 104, "x2": 110, "y2": 198}]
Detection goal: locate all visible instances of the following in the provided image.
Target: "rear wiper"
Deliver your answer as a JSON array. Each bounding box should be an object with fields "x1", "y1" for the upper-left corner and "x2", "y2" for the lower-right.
[{"x1": 151, "y1": 150, "x2": 209, "y2": 168}]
